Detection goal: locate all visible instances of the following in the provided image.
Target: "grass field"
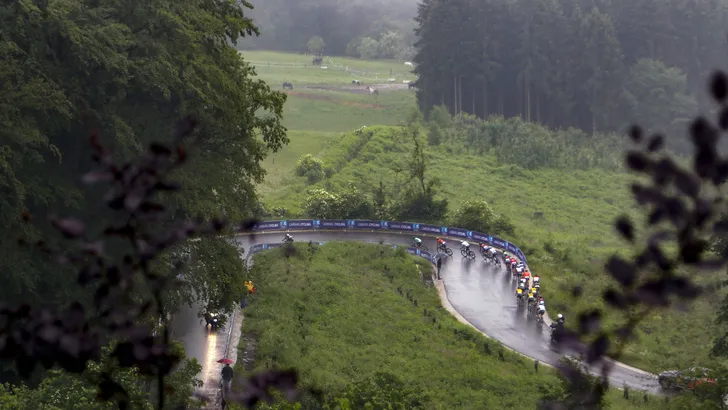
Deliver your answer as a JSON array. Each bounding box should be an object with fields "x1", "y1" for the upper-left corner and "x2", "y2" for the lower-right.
[
  {"x1": 235, "y1": 242, "x2": 668, "y2": 409},
  {"x1": 240, "y1": 50, "x2": 417, "y2": 86},
  {"x1": 249, "y1": 50, "x2": 418, "y2": 196}
]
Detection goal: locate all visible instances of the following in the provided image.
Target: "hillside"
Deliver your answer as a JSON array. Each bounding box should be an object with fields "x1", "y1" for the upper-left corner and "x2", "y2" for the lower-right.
[
  {"x1": 235, "y1": 242, "x2": 664, "y2": 409},
  {"x1": 259, "y1": 122, "x2": 722, "y2": 374}
]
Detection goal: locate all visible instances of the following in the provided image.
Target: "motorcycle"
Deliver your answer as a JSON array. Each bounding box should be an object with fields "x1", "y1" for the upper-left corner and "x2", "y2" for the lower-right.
[
  {"x1": 283, "y1": 235, "x2": 294, "y2": 243},
  {"x1": 204, "y1": 311, "x2": 224, "y2": 329}
]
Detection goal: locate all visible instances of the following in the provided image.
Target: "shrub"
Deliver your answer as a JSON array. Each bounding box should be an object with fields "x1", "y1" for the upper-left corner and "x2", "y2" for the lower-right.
[{"x1": 295, "y1": 154, "x2": 325, "y2": 183}]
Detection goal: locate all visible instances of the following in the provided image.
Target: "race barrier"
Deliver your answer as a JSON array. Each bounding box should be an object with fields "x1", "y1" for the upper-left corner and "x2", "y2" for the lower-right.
[
  {"x1": 248, "y1": 219, "x2": 527, "y2": 266},
  {"x1": 245, "y1": 241, "x2": 439, "y2": 265}
]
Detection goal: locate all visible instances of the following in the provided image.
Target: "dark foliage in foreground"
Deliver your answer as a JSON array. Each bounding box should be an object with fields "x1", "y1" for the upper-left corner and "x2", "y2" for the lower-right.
[
  {"x1": 0, "y1": 117, "x2": 297, "y2": 409},
  {"x1": 541, "y1": 71, "x2": 728, "y2": 407}
]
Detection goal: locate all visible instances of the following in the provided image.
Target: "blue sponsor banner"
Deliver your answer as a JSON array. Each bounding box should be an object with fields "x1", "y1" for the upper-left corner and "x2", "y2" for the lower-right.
[
  {"x1": 388, "y1": 221, "x2": 414, "y2": 231},
  {"x1": 491, "y1": 236, "x2": 506, "y2": 248},
  {"x1": 516, "y1": 249, "x2": 526, "y2": 262},
  {"x1": 447, "y1": 227, "x2": 468, "y2": 239},
  {"x1": 418, "y1": 224, "x2": 442, "y2": 234},
  {"x1": 507, "y1": 242, "x2": 517, "y2": 253},
  {"x1": 254, "y1": 220, "x2": 285, "y2": 230},
  {"x1": 351, "y1": 220, "x2": 383, "y2": 229},
  {"x1": 471, "y1": 231, "x2": 489, "y2": 242},
  {"x1": 287, "y1": 219, "x2": 314, "y2": 229},
  {"x1": 319, "y1": 219, "x2": 346, "y2": 229}
]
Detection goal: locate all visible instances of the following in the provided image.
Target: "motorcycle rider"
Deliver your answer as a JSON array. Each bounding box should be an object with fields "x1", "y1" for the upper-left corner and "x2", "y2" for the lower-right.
[
  {"x1": 284, "y1": 233, "x2": 294, "y2": 242},
  {"x1": 550, "y1": 314, "x2": 565, "y2": 341}
]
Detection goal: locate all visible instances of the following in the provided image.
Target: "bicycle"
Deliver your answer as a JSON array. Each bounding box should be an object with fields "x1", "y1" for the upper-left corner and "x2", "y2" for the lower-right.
[
  {"x1": 437, "y1": 243, "x2": 453, "y2": 256},
  {"x1": 413, "y1": 242, "x2": 428, "y2": 252},
  {"x1": 460, "y1": 246, "x2": 476, "y2": 260}
]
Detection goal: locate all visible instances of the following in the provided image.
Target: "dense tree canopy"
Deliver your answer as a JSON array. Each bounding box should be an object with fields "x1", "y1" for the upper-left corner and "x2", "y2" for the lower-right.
[
  {"x1": 240, "y1": 0, "x2": 417, "y2": 59},
  {"x1": 413, "y1": 0, "x2": 724, "y2": 152},
  {"x1": 0, "y1": 0, "x2": 287, "y2": 310}
]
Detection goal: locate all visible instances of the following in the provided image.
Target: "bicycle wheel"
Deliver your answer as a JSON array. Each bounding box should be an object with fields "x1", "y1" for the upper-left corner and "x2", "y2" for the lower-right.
[
  {"x1": 421, "y1": 245, "x2": 428, "y2": 252},
  {"x1": 467, "y1": 250, "x2": 476, "y2": 259},
  {"x1": 460, "y1": 248, "x2": 468, "y2": 257},
  {"x1": 445, "y1": 248, "x2": 453, "y2": 256}
]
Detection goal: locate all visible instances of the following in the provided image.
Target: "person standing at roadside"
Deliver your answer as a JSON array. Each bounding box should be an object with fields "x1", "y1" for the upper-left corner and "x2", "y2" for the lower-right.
[{"x1": 436, "y1": 257, "x2": 442, "y2": 280}]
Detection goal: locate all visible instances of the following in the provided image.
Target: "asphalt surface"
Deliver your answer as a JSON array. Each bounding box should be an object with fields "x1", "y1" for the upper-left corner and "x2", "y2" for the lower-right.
[{"x1": 170, "y1": 230, "x2": 661, "y2": 394}]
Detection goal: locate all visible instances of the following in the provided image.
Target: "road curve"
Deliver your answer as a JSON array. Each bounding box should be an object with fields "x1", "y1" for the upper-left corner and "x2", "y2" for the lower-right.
[{"x1": 171, "y1": 229, "x2": 661, "y2": 395}]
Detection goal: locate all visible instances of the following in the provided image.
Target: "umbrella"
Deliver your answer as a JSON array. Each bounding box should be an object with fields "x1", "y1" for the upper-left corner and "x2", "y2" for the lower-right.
[{"x1": 217, "y1": 358, "x2": 234, "y2": 364}]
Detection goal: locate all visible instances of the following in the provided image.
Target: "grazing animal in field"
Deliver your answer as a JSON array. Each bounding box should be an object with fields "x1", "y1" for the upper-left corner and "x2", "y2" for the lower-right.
[
  {"x1": 282, "y1": 82, "x2": 293, "y2": 90},
  {"x1": 320, "y1": 66, "x2": 328, "y2": 70},
  {"x1": 387, "y1": 78, "x2": 396, "y2": 83},
  {"x1": 312, "y1": 56, "x2": 323, "y2": 65},
  {"x1": 408, "y1": 82, "x2": 416, "y2": 89},
  {"x1": 404, "y1": 62, "x2": 414, "y2": 67},
  {"x1": 366, "y1": 86, "x2": 378, "y2": 95},
  {"x1": 403, "y1": 80, "x2": 410, "y2": 84},
  {"x1": 352, "y1": 79, "x2": 361, "y2": 86}
]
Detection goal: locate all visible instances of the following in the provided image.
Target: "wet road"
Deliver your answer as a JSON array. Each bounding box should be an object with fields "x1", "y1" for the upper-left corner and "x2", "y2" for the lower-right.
[{"x1": 170, "y1": 230, "x2": 661, "y2": 394}]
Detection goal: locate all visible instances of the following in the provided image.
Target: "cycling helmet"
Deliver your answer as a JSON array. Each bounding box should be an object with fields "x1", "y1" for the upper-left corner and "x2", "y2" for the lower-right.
[{"x1": 557, "y1": 314, "x2": 563, "y2": 319}]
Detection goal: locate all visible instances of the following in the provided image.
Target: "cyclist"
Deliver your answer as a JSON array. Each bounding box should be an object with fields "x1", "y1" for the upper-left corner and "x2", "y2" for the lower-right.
[
  {"x1": 487, "y1": 247, "x2": 497, "y2": 257},
  {"x1": 523, "y1": 270, "x2": 531, "y2": 283},
  {"x1": 436, "y1": 237, "x2": 446, "y2": 251},
  {"x1": 515, "y1": 264, "x2": 524, "y2": 277},
  {"x1": 516, "y1": 287, "x2": 524, "y2": 304},
  {"x1": 510, "y1": 258, "x2": 517, "y2": 273},
  {"x1": 527, "y1": 291, "x2": 535, "y2": 310},
  {"x1": 533, "y1": 275, "x2": 540, "y2": 285},
  {"x1": 531, "y1": 286, "x2": 539, "y2": 298},
  {"x1": 413, "y1": 236, "x2": 423, "y2": 248},
  {"x1": 519, "y1": 278, "x2": 528, "y2": 289},
  {"x1": 460, "y1": 240, "x2": 470, "y2": 251},
  {"x1": 502, "y1": 251, "x2": 509, "y2": 262},
  {"x1": 537, "y1": 300, "x2": 546, "y2": 321}
]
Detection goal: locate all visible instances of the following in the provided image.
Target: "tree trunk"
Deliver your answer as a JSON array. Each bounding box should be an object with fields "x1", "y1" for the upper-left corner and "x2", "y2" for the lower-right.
[
  {"x1": 525, "y1": 70, "x2": 531, "y2": 122},
  {"x1": 482, "y1": 79, "x2": 488, "y2": 119}
]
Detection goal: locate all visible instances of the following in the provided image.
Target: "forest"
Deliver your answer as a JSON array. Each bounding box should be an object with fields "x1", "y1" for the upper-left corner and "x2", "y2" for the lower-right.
[
  {"x1": 0, "y1": 0, "x2": 287, "y2": 404},
  {"x1": 413, "y1": 0, "x2": 728, "y2": 152},
  {"x1": 239, "y1": 0, "x2": 418, "y2": 60}
]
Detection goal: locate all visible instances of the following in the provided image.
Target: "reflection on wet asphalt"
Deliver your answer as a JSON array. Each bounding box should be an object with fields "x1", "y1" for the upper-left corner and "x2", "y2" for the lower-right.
[{"x1": 169, "y1": 231, "x2": 660, "y2": 393}]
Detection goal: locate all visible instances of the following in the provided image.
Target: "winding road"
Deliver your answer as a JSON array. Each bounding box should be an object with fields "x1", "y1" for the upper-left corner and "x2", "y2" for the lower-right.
[{"x1": 170, "y1": 229, "x2": 662, "y2": 399}]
